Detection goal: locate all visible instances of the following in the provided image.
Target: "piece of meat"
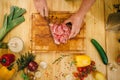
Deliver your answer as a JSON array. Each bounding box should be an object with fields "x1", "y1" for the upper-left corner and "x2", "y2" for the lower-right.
[{"x1": 49, "y1": 23, "x2": 71, "y2": 44}]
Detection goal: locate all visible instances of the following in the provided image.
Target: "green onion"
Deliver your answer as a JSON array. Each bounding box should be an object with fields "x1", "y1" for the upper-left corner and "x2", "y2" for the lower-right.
[{"x1": 0, "y1": 6, "x2": 26, "y2": 41}]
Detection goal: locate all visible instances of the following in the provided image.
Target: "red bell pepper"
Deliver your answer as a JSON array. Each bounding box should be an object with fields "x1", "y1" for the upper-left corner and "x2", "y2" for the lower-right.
[{"x1": 0, "y1": 54, "x2": 15, "y2": 66}]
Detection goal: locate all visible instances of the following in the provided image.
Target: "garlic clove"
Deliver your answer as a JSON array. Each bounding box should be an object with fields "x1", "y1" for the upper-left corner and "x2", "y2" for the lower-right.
[
  {"x1": 39, "y1": 61, "x2": 47, "y2": 69},
  {"x1": 35, "y1": 71, "x2": 41, "y2": 78},
  {"x1": 65, "y1": 74, "x2": 74, "y2": 80}
]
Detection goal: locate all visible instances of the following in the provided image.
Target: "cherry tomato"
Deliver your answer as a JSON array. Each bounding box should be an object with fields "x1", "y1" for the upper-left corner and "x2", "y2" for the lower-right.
[
  {"x1": 82, "y1": 67, "x2": 87, "y2": 72},
  {"x1": 73, "y1": 72, "x2": 78, "y2": 77},
  {"x1": 77, "y1": 67, "x2": 82, "y2": 72},
  {"x1": 80, "y1": 77, "x2": 84, "y2": 80},
  {"x1": 91, "y1": 61, "x2": 95, "y2": 66}
]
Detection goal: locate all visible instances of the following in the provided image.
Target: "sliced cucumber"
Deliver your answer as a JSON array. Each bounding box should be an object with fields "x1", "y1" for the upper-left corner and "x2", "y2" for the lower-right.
[{"x1": 91, "y1": 39, "x2": 108, "y2": 65}]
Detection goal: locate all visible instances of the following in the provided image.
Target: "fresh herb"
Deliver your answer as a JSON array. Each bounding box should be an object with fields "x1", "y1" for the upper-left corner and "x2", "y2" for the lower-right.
[
  {"x1": 0, "y1": 6, "x2": 26, "y2": 41},
  {"x1": 16, "y1": 52, "x2": 35, "y2": 71},
  {"x1": 21, "y1": 71, "x2": 29, "y2": 80},
  {"x1": 70, "y1": 61, "x2": 76, "y2": 67},
  {"x1": 52, "y1": 55, "x2": 69, "y2": 64},
  {"x1": 7, "y1": 63, "x2": 14, "y2": 70}
]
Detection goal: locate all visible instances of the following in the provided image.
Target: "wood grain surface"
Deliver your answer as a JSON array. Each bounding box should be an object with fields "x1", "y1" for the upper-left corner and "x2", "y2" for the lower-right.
[
  {"x1": 31, "y1": 12, "x2": 86, "y2": 52},
  {"x1": 0, "y1": 0, "x2": 120, "y2": 80}
]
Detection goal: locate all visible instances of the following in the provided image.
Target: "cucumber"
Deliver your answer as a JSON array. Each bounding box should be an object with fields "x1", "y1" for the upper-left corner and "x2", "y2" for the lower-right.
[{"x1": 91, "y1": 39, "x2": 108, "y2": 65}]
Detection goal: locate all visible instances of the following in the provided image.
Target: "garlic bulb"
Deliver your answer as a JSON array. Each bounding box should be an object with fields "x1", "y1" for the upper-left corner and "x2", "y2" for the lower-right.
[
  {"x1": 39, "y1": 61, "x2": 47, "y2": 69},
  {"x1": 35, "y1": 71, "x2": 41, "y2": 78}
]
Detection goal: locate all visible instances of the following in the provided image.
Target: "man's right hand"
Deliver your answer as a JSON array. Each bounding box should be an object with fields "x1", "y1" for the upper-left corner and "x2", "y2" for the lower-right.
[{"x1": 33, "y1": 0, "x2": 48, "y2": 17}]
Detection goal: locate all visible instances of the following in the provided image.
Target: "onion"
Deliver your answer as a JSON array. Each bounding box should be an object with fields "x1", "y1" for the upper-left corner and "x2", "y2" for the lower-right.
[{"x1": 8, "y1": 37, "x2": 24, "y2": 53}]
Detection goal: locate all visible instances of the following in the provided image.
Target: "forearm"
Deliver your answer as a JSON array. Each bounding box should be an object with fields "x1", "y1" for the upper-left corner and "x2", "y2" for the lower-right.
[{"x1": 77, "y1": 0, "x2": 96, "y2": 17}]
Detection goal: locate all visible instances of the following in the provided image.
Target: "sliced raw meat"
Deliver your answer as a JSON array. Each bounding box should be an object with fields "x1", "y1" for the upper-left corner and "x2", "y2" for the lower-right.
[{"x1": 49, "y1": 23, "x2": 71, "y2": 44}]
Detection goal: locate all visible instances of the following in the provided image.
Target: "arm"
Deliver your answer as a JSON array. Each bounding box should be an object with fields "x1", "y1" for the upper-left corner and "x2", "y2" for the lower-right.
[
  {"x1": 64, "y1": 0, "x2": 96, "y2": 39},
  {"x1": 33, "y1": 0, "x2": 48, "y2": 17}
]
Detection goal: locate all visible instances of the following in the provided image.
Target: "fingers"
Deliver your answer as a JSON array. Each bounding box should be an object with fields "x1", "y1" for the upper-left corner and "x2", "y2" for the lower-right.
[
  {"x1": 39, "y1": 9, "x2": 44, "y2": 17},
  {"x1": 63, "y1": 19, "x2": 71, "y2": 25},
  {"x1": 69, "y1": 27, "x2": 80, "y2": 39},
  {"x1": 38, "y1": 7, "x2": 48, "y2": 17},
  {"x1": 44, "y1": 7, "x2": 48, "y2": 17},
  {"x1": 33, "y1": 0, "x2": 48, "y2": 17}
]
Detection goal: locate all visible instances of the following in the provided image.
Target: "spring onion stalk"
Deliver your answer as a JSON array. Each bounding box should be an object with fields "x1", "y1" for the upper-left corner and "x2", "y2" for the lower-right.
[{"x1": 0, "y1": 6, "x2": 26, "y2": 41}]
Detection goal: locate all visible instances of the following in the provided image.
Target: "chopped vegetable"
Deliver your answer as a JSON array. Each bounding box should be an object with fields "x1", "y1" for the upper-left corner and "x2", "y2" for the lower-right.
[
  {"x1": 74, "y1": 55, "x2": 91, "y2": 67},
  {"x1": 92, "y1": 71, "x2": 106, "y2": 80},
  {"x1": 91, "y1": 39, "x2": 108, "y2": 65},
  {"x1": 0, "y1": 66, "x2": 15, "y2": 80},
  {"x1": 0, "y1": 6, "x2": 26, "y2": 41}
]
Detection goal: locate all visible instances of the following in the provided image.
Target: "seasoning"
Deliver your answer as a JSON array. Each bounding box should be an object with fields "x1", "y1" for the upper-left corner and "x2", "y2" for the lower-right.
[{"x1": 52, "y1": 55, "x2": 69, "y2": 64}]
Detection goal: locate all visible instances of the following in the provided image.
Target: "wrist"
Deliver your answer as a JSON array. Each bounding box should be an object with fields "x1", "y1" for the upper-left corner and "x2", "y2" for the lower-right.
[{"x1": 75, "y1": 11, "x2": 85, "y2": 20}]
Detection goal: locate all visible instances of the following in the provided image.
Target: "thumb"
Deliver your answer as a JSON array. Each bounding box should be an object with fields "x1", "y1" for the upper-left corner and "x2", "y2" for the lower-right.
[
  {"x1": 44, "y1": 7, "x2": 48, "y2": 17},
  {"x1": 63, "y1": 19, "x2": 71, "y2": 24}
]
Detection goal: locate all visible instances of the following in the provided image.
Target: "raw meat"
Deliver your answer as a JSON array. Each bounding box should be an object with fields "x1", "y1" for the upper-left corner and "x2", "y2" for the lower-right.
[{"x1": 49, "y1": 23, "x2": 71, "y2": 44}]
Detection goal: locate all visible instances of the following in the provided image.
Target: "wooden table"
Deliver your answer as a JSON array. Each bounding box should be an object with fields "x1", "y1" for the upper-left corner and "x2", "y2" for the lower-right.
[{"x1": 0, "y1": 0, "x2": 120, "y2": 80}]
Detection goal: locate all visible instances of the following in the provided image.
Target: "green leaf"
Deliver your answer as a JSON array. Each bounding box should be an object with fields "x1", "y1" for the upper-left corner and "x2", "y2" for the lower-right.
[
  {"x1": 8, "y1": 6, "x2": 15, "y2": 24},
  {"x1": 3, "y1": 14, "x2": 8, "y2": 29},
  {"x1": 0, "y1": 6, "x2": 26, "y2": 41},
  {"x1": 6, "y1": 16, "x2": 25, "y2": 32},
  {"x1": 21, "y1": 71, "x2": 29, "y2": 80},
  {"x1": 0, "y1": 14, "x2": 8, "y2": 41},
  {"x1": 13, "y1": 7, "x2": 26, "y2": 19},
  {"x1": 70, "y1": 61, "x2": 77, "y2": 67}
]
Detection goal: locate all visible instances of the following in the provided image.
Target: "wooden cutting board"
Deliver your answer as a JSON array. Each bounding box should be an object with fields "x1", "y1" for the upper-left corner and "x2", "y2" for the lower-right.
[{"x1": 31, "y1": 11, "x2": 86, "y2": 52}]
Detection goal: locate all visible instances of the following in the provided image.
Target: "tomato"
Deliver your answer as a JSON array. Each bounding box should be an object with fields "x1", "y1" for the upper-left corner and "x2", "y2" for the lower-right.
[
  {"x1": 73, "y1": 72, "x2": 78, "y2": 77},
  {"x1": 91, "y1": 61, "x2": 95, "y2": 66},
  {"x1": 82, "y1": 68, "x2": 87, "y2": 72},
  {"x1": 80, "y1": 77, "x2": 84, "y2": 80},
  {"x1": 77, "y1": 67, "x2": 82, "y2": 72}
]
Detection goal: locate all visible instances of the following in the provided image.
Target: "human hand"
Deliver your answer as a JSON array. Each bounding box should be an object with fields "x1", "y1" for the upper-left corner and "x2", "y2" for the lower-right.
[
  {"x1": 64, "y1": 13, "x2": 84, "y2": 39},
  {"x1": 33, "y1": 0, "x2": 48, "y2": 17}
]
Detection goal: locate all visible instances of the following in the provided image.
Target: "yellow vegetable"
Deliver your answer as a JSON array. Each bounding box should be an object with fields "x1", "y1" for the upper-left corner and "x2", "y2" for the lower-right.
[
  {"x1": 0, "y1": 66, "x2": 15, "y2": 80},
  {"x1": 75, "y1": 55, "x2": 91, "y2": 67},
  {"x1": 92, "y1": 71, "x2": 106, "y2": 80}
]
